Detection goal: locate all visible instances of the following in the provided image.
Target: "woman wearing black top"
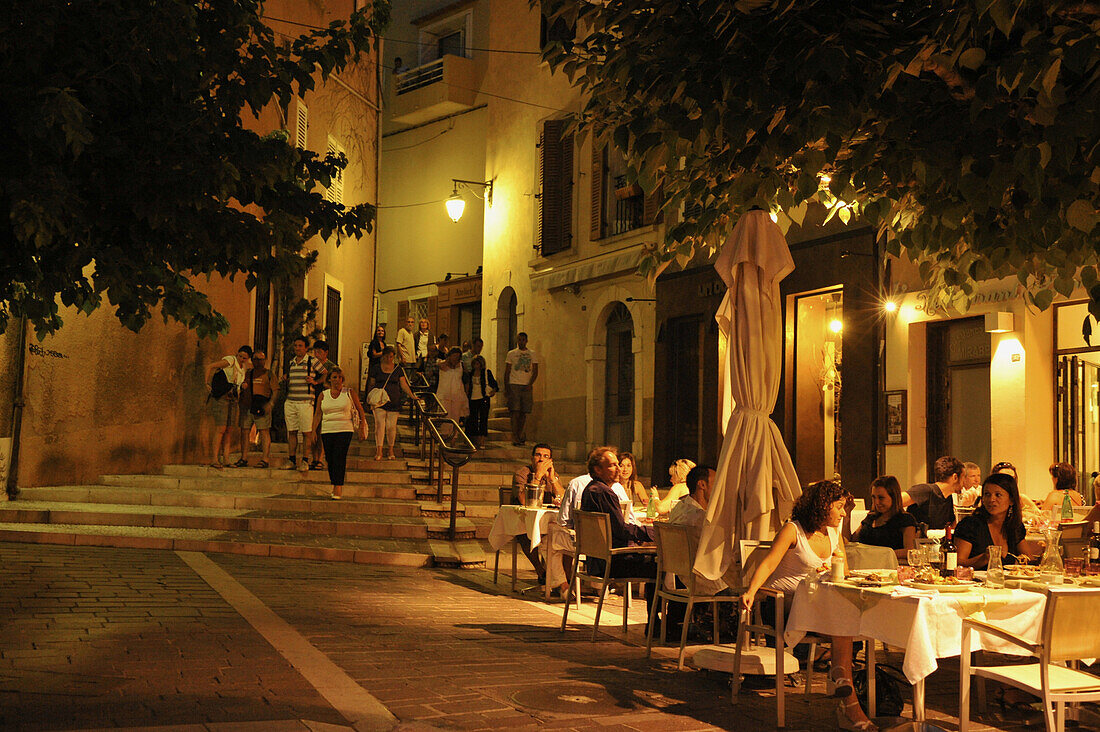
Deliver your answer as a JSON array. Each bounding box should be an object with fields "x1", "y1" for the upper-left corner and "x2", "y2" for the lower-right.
[
  {"x1": 463, "y1": 355, "x2": 497, "y2": 448},
  {"x1": 849, "y1": 475, "x2": 918, "y2": 560},
  {"x1": 367, "y1": 326, "x2": 386, "y2": 372},
  {"x1": 955, "y1": 472, "x2": 1042, "y2": 569}
]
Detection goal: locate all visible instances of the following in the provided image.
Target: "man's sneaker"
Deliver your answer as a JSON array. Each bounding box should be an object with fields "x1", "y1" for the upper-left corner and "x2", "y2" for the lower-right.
[{"x1": 281, "y1": 460, "x2": 297, "y2": 470}]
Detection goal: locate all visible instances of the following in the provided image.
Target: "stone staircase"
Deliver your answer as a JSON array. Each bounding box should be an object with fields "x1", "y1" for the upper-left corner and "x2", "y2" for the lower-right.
[{"x1": 0, "y1": 415, "x2": 587, "y2": 573}]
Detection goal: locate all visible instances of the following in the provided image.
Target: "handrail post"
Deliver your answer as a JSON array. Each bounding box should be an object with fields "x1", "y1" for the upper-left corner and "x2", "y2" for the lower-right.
[
  {"x1": 436, "y1": 446, "x2": 445, "y2": 503},
  {"x1": 449, "y1": 464, "x2": 460, "y2": 540},
  {"x1": 428, "y1": 436, "x2": 435, "y2": 493}
]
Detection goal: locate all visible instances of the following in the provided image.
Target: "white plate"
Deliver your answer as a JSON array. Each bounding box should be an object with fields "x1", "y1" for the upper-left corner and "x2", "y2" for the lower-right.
[{"x1": 904, "y1": 581, "x2": 978, "y2": 592}]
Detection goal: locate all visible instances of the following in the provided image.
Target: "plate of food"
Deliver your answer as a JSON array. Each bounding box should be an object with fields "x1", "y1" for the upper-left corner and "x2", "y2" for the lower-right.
[
  {"x1": 846, "y1": 571, "x2": 895, "y2": 587},
  {"x1": 1004, "y1": 566, "x2": 1039, "y2": 579}
]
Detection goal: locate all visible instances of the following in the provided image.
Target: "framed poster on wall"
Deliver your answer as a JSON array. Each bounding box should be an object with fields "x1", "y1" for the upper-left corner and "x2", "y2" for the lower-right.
[{"x1": 884, "y1": 390, "x2": 907, "y2": 445}]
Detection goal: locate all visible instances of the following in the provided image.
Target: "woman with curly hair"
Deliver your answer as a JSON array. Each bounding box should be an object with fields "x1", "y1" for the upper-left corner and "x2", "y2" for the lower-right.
[{"x1": 740, "y1": 480, "x2": 875, "y2": 731}]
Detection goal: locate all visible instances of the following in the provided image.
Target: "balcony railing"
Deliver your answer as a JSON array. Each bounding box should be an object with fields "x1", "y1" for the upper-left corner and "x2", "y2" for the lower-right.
[
  {"x1": 614, "y1": 194, "x2": 644, "y2": 236},
  {"x1": 395, "y1": 58, "x2": 444, "y2": 95}
]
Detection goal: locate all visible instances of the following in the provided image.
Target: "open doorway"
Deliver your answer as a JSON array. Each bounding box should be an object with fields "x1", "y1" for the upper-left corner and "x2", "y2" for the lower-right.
[
  {"x1": 926, "y1": 317, "x2": 991, "y2": 476},
  {"x1": 496, "y1": 287, "x2": 517, "y2": 375}
]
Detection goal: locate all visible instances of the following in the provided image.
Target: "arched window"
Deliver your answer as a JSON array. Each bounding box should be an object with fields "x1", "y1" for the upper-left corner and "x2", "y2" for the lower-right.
[{"x1": 604, "y1": 303, "x2": 634, "y2": 449}]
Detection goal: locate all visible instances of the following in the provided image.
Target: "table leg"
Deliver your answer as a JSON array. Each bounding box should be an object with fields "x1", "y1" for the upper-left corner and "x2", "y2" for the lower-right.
[
  {"x1": 867, "y1": 638, "x2": 876, "y2": 719},
  {"x1": 913, "y1": 678, "x2": 925, "y2": 721}
]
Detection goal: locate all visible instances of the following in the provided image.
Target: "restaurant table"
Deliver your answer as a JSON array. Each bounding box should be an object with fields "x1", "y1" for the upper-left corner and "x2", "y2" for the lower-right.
[
  {"x1": 487, "y1": 505, "x2": 560, "y2": 598},
  {"x1": 786, "y1": 579, "x2": 1047, "y2": 720}
]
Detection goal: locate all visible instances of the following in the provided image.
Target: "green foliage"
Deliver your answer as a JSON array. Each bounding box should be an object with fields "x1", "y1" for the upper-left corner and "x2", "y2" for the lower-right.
[
  {"x1": 540, "y1": 0, "x2": 1100, "y2": 309},
  {"x1": 0, "y1": 0, "x2": 390, "y2": 338}
]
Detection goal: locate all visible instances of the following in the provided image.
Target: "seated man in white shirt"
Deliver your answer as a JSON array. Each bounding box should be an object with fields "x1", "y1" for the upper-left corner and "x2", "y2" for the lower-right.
[{"x1": 663, "y1": 464, "x2": 726, "y2": 635}]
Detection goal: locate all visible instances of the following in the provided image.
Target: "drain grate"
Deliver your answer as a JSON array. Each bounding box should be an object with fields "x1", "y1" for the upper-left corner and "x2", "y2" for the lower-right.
[{"x1": 509, "y1": 681, "x2": 622, "y2": 715}]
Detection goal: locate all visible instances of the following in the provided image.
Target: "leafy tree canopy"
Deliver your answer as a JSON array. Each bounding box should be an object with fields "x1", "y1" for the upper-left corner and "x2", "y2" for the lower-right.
[
  {"x1": 1, "y1": 0, "x2": 390, "y2": 338},
  {"x1": 541, "y1": 0, "x2": 1100, "y2": 314}
]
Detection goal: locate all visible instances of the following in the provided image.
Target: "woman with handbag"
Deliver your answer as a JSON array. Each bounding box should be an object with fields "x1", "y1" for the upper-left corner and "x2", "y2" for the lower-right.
[
  {"x1": 463, "y1": 355, "x2": 497, "y2": 448},
  {"x1": 310, "y1": 367, "x2": 367, "y2": 500},
  {"x1": 368, "y1": 346, "x2": 416, "y2": 460}
]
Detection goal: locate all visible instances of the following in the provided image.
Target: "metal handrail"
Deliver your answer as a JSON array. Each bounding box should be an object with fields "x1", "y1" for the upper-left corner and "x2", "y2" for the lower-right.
[
  {"x1": 395, "y1": 57, "x2": 444, "y2": 95},
  {"x1": 424, "y1": 416, "x2": 477, "y2": 540}
]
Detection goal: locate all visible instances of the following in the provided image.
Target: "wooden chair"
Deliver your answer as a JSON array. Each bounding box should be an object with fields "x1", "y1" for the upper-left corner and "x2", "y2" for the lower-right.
[
  {"x1": 1059, "y1": 521, "x2": 1089, "y2": 565},
  {"x1": 560, "y1": 509, "x2": 656, "y2": 641},
  {"x1": 961, "y1": 587, "x2": 1100, "y2": 731},
  {"x1": 844, "y1": 542, "x2": 899, "y2": 571},
  {"x1": 645, "y1": 522, "x2": 740, "y2": 669},
  {"x1": 493, "y1": 486, "x2": 519, "y2": 592},
  {"x1": 733, "y1": 539, "x2": 827, "y2": 728}
]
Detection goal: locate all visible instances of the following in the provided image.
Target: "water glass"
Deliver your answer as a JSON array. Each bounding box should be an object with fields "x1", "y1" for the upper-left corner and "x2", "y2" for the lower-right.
[
  {"x1": 907, "y1": 547, "x2": 926, "y2": 568},
  {"x1": 986, "y1": 545, "x2": 1005, "y2": 588},
  {"x1": 1064, "y1": 557, "x2": 1085, "y2": 578}
]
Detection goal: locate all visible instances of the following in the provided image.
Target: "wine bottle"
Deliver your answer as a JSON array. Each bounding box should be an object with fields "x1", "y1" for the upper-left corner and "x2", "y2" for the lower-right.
[{"x1": 942, "y1": 523, "x2": 958, "y2": 577}]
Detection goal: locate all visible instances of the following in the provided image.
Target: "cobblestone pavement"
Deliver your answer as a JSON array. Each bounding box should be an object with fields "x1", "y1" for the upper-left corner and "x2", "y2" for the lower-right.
[{"x1": 0, "y1": 542, "x2": 1093, "y2": 731}]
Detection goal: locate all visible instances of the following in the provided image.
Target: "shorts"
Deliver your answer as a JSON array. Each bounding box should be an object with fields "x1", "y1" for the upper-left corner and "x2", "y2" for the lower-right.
[
  {"x1": 208, "y1": 395, "x2": 238, "y2": 428},
  {"x1": 239, "y1": 407, "x2": 272, "y2": 430},
  {"x1": 284, "y1": 399, "x2": 315, "y2": 434},
  {"x1": 507, "y1": 384, "x2": 533, "y2": 414}
]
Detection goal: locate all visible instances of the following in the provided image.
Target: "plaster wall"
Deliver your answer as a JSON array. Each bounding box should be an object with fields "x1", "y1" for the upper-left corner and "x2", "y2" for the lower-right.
[
  {"x1": 480, "y1": 0, "x2": 658, "y2": 468},
  {"x1": 377, "y1": 106, "x2": 487, "y2": 328},
  {"x1": 883, "y1": 277, "x2": 1056, "y2": 503}
]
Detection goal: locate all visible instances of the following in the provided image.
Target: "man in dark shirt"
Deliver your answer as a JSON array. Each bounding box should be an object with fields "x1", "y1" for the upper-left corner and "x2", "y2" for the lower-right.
[
  {"x1": 903, "y1": 455, "x2": 964, "y2": 530},
  {"x1": 578, "y1": 447, "x2": 657, "y2": 623}
]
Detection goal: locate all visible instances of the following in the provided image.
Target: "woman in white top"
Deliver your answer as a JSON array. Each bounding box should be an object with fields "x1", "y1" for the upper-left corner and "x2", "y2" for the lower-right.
[
  {"x1": 435, "y1": 347, "x2": 469, "y2": 423},
  {"x1": 741, "y1": 480, "x2": 875, "y2": 731},
  {"x1": 311, "y1": 367, "x2": 367, "y2": 500}
]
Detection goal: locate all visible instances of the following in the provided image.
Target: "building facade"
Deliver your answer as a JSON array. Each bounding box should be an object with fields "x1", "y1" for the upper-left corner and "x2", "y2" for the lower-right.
[{"x1": 1, "y1": 0, "x2": 382, "y2": 490}]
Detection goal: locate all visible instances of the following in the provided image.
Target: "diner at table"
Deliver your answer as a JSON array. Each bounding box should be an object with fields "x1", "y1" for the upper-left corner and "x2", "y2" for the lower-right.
[
  {"x1": 508, "y1": 443, "x2": 564, "y2": 584},
  {"x1": 955, "y1": 472, "x2": 1042, "y2": 569},
  {"x1": 845, "y1": 474, "x2": 918, "y2": 561},
  {"x1": 740, "y1": 479, "x2": 875, "y2": 731}
]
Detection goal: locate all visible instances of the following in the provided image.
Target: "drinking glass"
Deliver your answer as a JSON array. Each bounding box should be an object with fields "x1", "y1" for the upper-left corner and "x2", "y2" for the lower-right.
[
  {"x1": 986, "y1": 545, "x2": 1005, "y2": 588},
  {"x1": 907, "y1": 547, "x2": 926, "y2": 569},
  {"x1": 1064, "y1": 557, "x2": 1084, "y2": 578}
]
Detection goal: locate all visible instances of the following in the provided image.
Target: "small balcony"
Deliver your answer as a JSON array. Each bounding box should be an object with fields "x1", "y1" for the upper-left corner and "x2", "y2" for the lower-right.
[{"x1": 390, "y1": 54, "x2": 478, "y2": 126}]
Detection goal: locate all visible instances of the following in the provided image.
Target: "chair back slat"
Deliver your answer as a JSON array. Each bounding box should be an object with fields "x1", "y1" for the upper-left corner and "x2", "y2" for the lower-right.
[
  {"x1": 739, "y1": 539, "x2": 773, "y2": 584},
  {"x1": 1044, "y1": 588, "x2": 1100, "y2": 662},
  {"x1": 573, "y1": 510, "x2": 612, "y2": 561},
  {"x1": 655, "y1": 523, "x2": 696, "y2": 581}
]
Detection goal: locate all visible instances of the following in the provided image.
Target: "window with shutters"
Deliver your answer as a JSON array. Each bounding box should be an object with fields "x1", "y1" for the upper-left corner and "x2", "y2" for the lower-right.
[
  {"x1": 295, "y1": 101, "x2": 308, "y2": 150},
  {"x1": 537, "y1": 119, "x2": 573, "y2": 257},
  {"x1": 591, "y1": 144, "x2": 664, "y2": 240},
  {"x1": 325, "y1": 136, "x2": 345, "y2": 205}
]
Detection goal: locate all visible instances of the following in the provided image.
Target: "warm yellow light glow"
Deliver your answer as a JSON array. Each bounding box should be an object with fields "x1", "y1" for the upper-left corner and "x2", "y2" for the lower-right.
[
  {"x1": 819, "y1": 174, "x2": 832, "y2": 187},
  {"x1": 829, "y1": 319, "x2": 843, "y2": 333},
  {"x1": 445, "y1": 193, "x2": 465, "y2": 223},
  {"x1": 883, "y1": 300, "x2": 898, "y2": 313},
  {"x1": 769, "y1": 210, "x2": 779, "y2": 223}
]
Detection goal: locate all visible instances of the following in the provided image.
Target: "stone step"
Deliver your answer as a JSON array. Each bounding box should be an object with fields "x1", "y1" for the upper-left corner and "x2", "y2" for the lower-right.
[
  {"x1": 0, "y1": 500, "x2": 472, "y2": 540},
  {"x1": 162, "y1": 464, "x2": 415, "y2": 484},
  {"x1": 414, "y1": 485, "x2": 500, "y2": 504},
  {"x1": 18, "y1": 485, "x2": 425, "y2": 517},
  {"x1": 0, "y1": 522, "x2": 434, "y2": 566},
  {"x1": 98, "y1": 474, "x2": 419, "y2": 500}
]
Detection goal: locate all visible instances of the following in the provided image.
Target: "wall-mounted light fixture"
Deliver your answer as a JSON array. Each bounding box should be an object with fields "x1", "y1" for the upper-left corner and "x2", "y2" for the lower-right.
[
  {"x1": 985, "y1": 311, "x2": 1015, "y2": 333},
  {"x1": 445, "y1": 178, "x2": 493, "y2": 223}
]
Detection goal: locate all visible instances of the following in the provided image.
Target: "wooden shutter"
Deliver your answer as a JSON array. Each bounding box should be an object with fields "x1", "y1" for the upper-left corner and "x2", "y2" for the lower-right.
[
  {"x1": 644, "y1": 183, "x2": 664, "y2": 225},
  {"x1": 326, "y1": 137, "x2": 344, "y2": 205},
  {"x1": 590, "y1": 144, "x2": 604, "y2": 240},
  {"x1": 427, "y1": 296, "x2": 438, "y2": 335},
  {"x1": 397, "y1": 300, "x2": 409, "y2": 326},
  {"x1": 295, "y1": 101, "x2": 308, "y2": 150},
  {"x1": 538, "y1": 119, "x2": 573, "y2": 256},
  {"x1": 325, "y1": 286, "x2": 341, "y2": 361}
]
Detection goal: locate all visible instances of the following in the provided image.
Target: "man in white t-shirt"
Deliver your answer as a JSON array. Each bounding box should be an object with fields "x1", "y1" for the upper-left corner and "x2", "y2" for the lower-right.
[
  {"x1": 396, "y1": 317, "x2": 416, "y2": 369},
  {"x1": 205, "y1": 345, "x2": 252, "y2": 468},
  {"x1": 503, "y1": 332, "x2": 539, "y2": 446}
]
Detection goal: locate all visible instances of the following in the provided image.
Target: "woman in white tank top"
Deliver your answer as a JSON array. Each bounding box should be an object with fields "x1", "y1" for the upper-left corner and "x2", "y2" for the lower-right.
[
  {"x1": 740, "y1": 480, "x2": 875, "y2": 731},
  {"x1": 310, "y1": 367, "x2": 367, "y2": 500}
]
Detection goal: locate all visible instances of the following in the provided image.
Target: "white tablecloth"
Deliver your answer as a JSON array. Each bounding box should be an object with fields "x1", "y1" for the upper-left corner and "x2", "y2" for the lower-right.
[
  {"x1": 487, "y1": 505, "x2": 559, "y2": 551},
  {"x1": 786, "y1": 580, "x2": 1047, "y2": 684}
]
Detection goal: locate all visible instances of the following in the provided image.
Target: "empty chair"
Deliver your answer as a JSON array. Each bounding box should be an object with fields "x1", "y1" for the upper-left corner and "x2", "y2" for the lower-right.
[
  {"x1": 493, "y1": 486, "x2": 520, "y2": 592},
  {"x1": 961, "y1": 587, "x2": 1100, "y2": 731}
]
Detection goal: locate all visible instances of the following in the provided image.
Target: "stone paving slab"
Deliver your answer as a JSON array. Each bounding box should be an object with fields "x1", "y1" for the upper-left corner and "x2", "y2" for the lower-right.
[{"x1": 0, "y1": 541, "x2": 1091, "y2": 732}]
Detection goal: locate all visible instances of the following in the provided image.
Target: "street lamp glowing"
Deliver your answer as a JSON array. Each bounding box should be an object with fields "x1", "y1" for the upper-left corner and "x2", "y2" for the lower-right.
[
  {"x1": 883, "y1": 300, "x2": 898, "y2": 313},
  {"x1": 445, "y1": 192, "x2": 465, "y2": 223},
  {"x1": 829, "y1": 318, "x2": 843, "y2": 333}
]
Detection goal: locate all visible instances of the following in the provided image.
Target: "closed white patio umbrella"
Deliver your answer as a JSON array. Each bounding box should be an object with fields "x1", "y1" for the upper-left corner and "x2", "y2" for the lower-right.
[{"x1": 695, "y1": 209, "x2": 802, "y2": 584}]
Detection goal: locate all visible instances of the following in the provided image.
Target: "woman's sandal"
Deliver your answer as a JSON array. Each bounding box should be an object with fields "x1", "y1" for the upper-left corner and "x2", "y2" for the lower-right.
[
  {"x1": 827, "y1": 667, "x2": 854, "y2": 698},
  {"x1": 208, "y1": 462, "x2": 225, "y2": 470},
  {"x1": 256, "y1": 460, "x2": 269, "y2": 469},
  {"x1": 231, "y1": 459, "x2": 248, "y2": 468},
  {"x1": 836, "y1": 698, "x2": 877, "y2": 731},
  {"x1": 309, "y1": 460, "x2": 324, "y2": 470}
]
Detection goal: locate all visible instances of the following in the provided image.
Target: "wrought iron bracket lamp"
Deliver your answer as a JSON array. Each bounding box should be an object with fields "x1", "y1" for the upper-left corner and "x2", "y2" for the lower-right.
[{"x1": 445, "y1": 178, "x2": 493, "y2": 223}]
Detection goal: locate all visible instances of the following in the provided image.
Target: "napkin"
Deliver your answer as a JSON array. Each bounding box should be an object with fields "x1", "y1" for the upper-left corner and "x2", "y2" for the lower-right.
[{"x1": 889, "y1": 586, "x2": 936, "y2": 599}]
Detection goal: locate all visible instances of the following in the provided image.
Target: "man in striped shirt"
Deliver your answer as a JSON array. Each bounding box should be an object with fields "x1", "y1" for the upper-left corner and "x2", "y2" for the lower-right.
[{"x1": 282, "y1": 335, "x2": 316, "y2": 471}]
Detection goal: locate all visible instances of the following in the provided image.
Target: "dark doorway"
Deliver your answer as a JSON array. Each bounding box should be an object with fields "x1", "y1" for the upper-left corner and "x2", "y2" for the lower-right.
[
  {"x1": 665, "y1": 315, "x2": 706, "y2": 468},
  {"x1": 253, "y1": 280, "x2": 270, "y2": 354},
  {"x1": 604, "y1": 303, "x2": 634, "y2": 450},
  {"x1": 926, "y1": 317, "x2": 991, "y2": 476}
]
